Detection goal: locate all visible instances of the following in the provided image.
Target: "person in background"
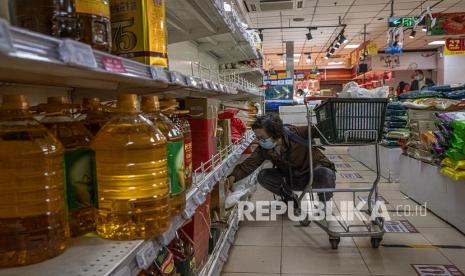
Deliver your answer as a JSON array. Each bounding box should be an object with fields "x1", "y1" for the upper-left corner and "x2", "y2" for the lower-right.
[
  {"x1": 226, "y1": 113, "x2": 336, "y2": 206},
  {"x1": 410, "y1": 70, "x2": 435, "y2": 91},
  {"x1": 396, "y1": 81, "x2": 410, "y2": 96}
]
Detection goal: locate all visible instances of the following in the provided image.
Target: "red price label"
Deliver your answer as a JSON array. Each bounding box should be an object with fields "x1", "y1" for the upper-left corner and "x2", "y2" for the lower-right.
[{"x1": 102, "y1": 56, "x2": 127, "y2": 73}]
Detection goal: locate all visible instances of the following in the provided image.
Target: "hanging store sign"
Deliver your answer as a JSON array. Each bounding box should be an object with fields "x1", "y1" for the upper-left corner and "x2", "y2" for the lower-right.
[
  {"x1": 429, "y1": 13, "x2": 465, "y2": 36},
  {"x1": 444, "y1": 38, "x2": 465, "y2": 56},
  {"x1": 388, "y1": 16, "x2": 415, "y2": 28},
  {"x1": 367, "y1": 42, "x2": 379, "y2": 56}
]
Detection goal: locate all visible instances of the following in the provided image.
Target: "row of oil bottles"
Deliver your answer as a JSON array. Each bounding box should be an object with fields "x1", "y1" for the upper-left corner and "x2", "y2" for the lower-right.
[{"x1": 0, "y1": 94, "x2": 194, "y2": 267}]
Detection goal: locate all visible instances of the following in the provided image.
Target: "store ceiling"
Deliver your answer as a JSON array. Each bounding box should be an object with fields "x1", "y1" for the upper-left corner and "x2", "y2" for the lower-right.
[{"x1": 236, "y1": 0, "x2": 465, "y2": 69}]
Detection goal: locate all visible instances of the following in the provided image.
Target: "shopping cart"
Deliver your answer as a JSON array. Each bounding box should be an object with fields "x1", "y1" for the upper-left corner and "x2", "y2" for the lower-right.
[{"x1": 296, "y1": 98, "x2": 388, "y2": 249}]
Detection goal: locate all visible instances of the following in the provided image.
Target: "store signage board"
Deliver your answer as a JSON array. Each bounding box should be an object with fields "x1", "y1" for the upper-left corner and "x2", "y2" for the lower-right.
[
  {"x1": 102, "y1": 56, "x2": 127, "y2": 73},
  {"x1": 444, "y1": 38, "x2": 465, "y2": 56},
  {"x1": 412, "y1": 264, "x2": 464, "y2": 276},
  {"x1": 429, "y1": 13, "x2": 465, "y2": 36},
  {"x1": 388, "y1": 16, "x2": 415, "y2": 28},
  {"x1": 372, "y1": 51, "x2": 437, "y2": 70},
  {"x1": 384, "y1": 220, "x2": 418, "y2": 233}
]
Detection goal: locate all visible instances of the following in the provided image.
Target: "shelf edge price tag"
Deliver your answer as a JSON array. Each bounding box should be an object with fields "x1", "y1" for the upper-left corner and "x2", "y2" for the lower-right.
[
  {"x1": 58, "y1": 39, "x2": 97, "y2": 68},
  {"x1": 102, "y1": 56, "x2": 127, "y2": 73},
  {"x1": 0, "y1": 19, "x2": 14, "y2": 54},
  {"x1": 150, "y1": 65, "x2": 170, "y2": 83},
  {"x1": 136, "y1": 242, "x2": 157, "y2": 269}
]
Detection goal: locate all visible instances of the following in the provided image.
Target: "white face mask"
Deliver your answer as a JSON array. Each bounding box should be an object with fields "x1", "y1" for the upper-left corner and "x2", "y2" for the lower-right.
[{"x1": 415, "y1": 75, "x2": 423, "y2": 81}]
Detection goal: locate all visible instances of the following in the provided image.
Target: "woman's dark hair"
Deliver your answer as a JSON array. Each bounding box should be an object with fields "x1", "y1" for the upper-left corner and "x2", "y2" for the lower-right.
[
  {"x1": 415, "y1": 69, "x2": 424, "y2": 75},
  {"x1": 252, "y1": 113, "x2": 284, "y2": 139}
]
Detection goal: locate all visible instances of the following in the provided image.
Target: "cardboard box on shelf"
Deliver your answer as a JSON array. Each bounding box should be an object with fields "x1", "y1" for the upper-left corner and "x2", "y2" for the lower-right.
[
  {"x1": 184, "y1": 98, "x2": 220, "y2": 119},
  {"x1": 210, "y1": 180, "x2": 226, "y2": 220}
]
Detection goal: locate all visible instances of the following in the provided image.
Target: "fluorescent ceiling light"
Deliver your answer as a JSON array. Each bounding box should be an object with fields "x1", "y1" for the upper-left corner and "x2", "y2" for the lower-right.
[
  {"x1": 294, "y1": 59, "x2": 300, "y2": 62},
  {"x1": 306, "y1": 58, "x2": 311, "y2": 63},
  {"x1": 280, "y1": 60, "x2": 285, "y2": 64},
  {"x1": 345, "y1": 44, "x2": 360, "y2": 49},
  {"x1": 428, "y1": 40, "x2": 445, "y2": 45},
  {"x1": 328, "y1": 61, "x2": 344, "y2": 65},
  {"x1": 294, "y1": 54, "x2": 301, "y2": 57}
]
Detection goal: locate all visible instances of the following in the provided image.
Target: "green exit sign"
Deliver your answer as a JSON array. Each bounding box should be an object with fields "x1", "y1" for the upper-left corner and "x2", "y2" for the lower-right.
[{"x1": 388, "y1": 16, "x2": 415, "y2": 28}]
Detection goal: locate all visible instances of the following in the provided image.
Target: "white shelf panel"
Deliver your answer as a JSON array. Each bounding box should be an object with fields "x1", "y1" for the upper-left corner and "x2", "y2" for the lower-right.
[{"x1": 0, "y1": 131, "x2": 256, "y2": 276}]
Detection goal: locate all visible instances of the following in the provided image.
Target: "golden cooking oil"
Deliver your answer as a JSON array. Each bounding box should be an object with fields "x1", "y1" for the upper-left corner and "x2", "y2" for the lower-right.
[
  {"x1": 40, "y1": 96, "x2": 96, "y2": 237},
  {"x1": 0, "y1": 95, "x2": 69, "y2": 267},
  {"x1": 92, "y1": 94, "x2": 170, "y2": 240},
  {"x1": 78, "y1": 97, "x2": 111, "y2": 136},
  {"x1": 142, "y1": 96, "x2": 185, "y2": 216}
]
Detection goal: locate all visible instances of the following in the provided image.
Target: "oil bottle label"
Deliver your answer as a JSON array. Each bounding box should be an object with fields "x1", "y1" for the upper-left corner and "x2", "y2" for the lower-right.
[
  {"x1": 184, "y1": 138, "x2": 193, "y2": 186},
  {"x1": 76, "y1": 0, "x2": 110, "y2": 18},
  {"x1": 64, "y1": 148, "x2": 97, "y2": 210},
  {"x1": 167, "y1": 141, "x2": 185, "y2": 195}
]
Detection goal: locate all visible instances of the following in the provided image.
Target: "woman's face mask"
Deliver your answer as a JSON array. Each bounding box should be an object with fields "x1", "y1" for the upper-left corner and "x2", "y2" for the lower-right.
[
  {"x1": 415, "y1": 74, "x2": 423, "y2": 81},
  {"x1": 258, "y1": 138, "x2": 276, "y2": 149}
]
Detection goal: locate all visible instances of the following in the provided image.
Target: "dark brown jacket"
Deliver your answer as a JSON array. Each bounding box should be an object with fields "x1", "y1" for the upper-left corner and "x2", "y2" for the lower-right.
[{"x1": 230, "y1": 125, "x2": 335, "y2": 181}]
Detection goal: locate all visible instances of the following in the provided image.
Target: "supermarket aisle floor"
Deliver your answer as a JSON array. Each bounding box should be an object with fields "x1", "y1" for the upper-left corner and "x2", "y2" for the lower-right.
[{"x1": 222, "y1": 147, "x2": 465, "y2": 276}]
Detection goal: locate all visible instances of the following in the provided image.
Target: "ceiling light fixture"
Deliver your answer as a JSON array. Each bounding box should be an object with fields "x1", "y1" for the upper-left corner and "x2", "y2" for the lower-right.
[
  {"x1": 409, "y1": 30, "x2": 416, "y2": 38},
  {"x1": 345, "y1": 44, "x2": 360, "y2": 49},
  {"x1": 294, "y1": 59, "x2": 300, "y2": 62},
  {"x1": 428, "y1": 40, "x2": 445, "y2": 45},
  {"x1": 306, "y1": 28, "x2": 313, "y2": 40},
  {"x1": 328, "y1": 61, "x2": 344, "y2": 65}
]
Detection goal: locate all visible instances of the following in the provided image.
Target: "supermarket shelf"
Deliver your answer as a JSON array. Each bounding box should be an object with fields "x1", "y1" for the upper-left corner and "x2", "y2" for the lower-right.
[
  {"x1": 220, "y1": 67, "x2": 265, "y2": 78},
  {"x1": 0, "y1": 131, "x2": 256, "y2": 276},
  {"x1": 167, "y1": 0, "x2": 259, "y2": 63},
  {"x1": 199, "y1": 169, "x2": 260, "y2": 276},
  {"x1": 0, "y1": 19, "x2": 259, "y2": 98}
]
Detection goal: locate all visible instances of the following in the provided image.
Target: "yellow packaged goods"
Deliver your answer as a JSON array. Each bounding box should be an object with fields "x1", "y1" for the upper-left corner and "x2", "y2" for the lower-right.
[
  {"x1": 0, "y1": 95, "x2": 69, "y2": 267},
  {"x1": 440, "y1": 167, "x2": 465, "y2": 181},
  {"x1": 111, "y1": 0, "x2": 168, "y2": 67},
  {"x1": 441, "y1": 157, "x2": 465, "y2": 171},
  {"x1": 92, "y1": 94, "x2": 170, "y2": 240}
]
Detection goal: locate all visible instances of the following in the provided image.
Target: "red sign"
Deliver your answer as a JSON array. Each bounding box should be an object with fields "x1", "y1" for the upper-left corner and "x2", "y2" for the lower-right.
[
  {"x1": 102, "y1": 56, "x2": 127, "y2": 73},
  {"x1": 445, "y1": 38, "x2": 465, "y2": 56}
]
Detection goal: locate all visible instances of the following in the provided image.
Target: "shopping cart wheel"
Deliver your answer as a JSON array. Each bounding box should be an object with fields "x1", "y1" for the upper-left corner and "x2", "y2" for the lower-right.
[
  {"x1": 371, "y1": 237, "x2": 383, "y2": 248},
  {"x1": 329, "y1": 237, "x2": 340, "y2": 249},
  {"x1": 299, "y1": 215, "x2": 311, "y2": 226}
]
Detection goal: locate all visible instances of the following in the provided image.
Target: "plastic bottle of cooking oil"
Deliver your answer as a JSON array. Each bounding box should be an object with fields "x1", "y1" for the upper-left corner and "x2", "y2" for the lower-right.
[
  {"x1": 142, "y1": 96, "x2": 185, "y2": 216},
  {"x1": 0, "y1": 95, "x2": 68, "y2": 267},
  {"x1": 160, "y1": 99, "x2": 193, "y2": 190},
  {"x1": 92, "y1": 94, "x2": 170, "y2": 240},
  {"x1": 78, "y1": 97, "x2": 111, "y2": 136},
  {"x1": 40, "y1": 96, "x2": 96, "y2": 237}
]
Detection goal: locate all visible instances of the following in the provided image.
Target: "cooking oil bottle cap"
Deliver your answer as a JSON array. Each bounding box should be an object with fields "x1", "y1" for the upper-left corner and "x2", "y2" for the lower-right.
[
  {"x1": 1, "y1": 95, "x2": 29, "y2": 110},
  {"x1": 117, "y1": 94, "x2": 140, "y2": 113},
  {"x1": 141, "y1": 96, "x2": 160, "y2": 112}
]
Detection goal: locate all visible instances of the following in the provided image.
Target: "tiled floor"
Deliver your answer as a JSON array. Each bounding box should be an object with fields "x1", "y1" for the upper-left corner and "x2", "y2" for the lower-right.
[{"x1": 222, "y1": 147, "x2": 465, "y2": 276}]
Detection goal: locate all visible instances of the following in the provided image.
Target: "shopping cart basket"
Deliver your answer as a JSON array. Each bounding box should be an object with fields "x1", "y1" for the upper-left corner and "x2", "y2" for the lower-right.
[{"x1": 296, "y1": 98, "x2": 388, "y2": 249}]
